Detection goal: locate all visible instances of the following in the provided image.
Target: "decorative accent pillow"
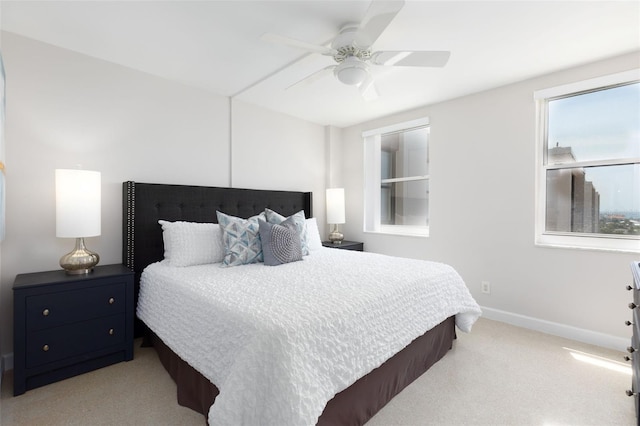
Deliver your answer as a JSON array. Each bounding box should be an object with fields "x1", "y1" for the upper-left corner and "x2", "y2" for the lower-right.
[
  {"x1": 158, "y1": 220, "x2": 224, "y2": 267},
  {"x1": 258, "y1": 218, "x2": 303, "y2": 266},
  {"x1": 216, "y1": 211, "x2": 266, "y2": 267},
  {"x1": 305, "y1": 218, "x2": 323, "y2": 252},
  {"x1": 264, "y1": 208, "x2": 309, "y2": 255}
]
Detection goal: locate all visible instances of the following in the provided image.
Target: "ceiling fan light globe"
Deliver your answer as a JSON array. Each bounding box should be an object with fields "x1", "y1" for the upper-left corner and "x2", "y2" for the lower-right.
[
  {"x1": 334, "y1": 57, "x2": 369, "y2": 86},
  {"x1": 336, "y1": 68, "x2": 367, "y2": 86}
]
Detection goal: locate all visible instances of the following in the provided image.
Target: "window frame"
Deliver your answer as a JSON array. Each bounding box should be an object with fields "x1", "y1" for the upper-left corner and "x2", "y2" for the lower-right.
[
  {"x1": 534, "y1": 69, "x2": 640, "y2": 253},
  {"x1": 363, "y1": 117, "x2": 430, "y2": 237}
]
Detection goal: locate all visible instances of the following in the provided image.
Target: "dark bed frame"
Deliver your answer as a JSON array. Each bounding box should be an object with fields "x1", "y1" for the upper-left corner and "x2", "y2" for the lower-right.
[{"x1": 122, "y1": 181, "x2": 455, "y2": 425}]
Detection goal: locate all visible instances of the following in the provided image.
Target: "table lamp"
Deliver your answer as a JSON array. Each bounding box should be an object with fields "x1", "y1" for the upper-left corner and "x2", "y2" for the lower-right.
[
  {"x1": 326, "y1": 188, "x2": 345, "y2": 244},
  {"x1": 55, "y1": 169, "x2": 101, "y2": 274}
]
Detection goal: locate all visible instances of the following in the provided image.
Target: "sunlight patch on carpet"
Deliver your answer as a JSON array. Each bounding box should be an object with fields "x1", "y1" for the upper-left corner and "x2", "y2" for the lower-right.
[{"x1": 564, "y1": 347, "x2": 631, "y2": 375}]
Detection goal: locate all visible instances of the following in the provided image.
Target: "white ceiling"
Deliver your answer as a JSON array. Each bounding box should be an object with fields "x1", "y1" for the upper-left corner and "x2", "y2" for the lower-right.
[{"x1": 1, "y1": 1, "x2": 639, "y2": 128}]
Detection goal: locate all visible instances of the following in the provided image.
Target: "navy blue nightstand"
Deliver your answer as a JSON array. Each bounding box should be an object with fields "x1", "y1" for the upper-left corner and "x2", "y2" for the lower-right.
[
  {"x1": 13, "y1": 264, "x2": 134, "y2": 395},
  {"x1": 322, "y1": 241, "x2": 364, "y2": 252}
]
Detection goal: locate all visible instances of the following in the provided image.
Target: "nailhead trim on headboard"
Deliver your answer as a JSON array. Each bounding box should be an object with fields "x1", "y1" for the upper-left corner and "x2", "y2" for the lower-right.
[{"x1": 123, "y1": 181, "x2": 135, "y2": 269}]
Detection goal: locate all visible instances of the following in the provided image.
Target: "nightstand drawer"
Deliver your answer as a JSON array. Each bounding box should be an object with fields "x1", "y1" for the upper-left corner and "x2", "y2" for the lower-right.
[
  {"x1": 26, "y1": 282, "x2": 126, "y2": 331},
  {"x1": 26, "y1": 314, "x2": 126, "y2": 368}
]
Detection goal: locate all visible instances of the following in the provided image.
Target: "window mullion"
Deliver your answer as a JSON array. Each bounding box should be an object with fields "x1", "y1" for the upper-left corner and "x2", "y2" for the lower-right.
[
  {"x1": 381, "y1": 175, "x2": 429, "y2": 184},
  {"x1": 546, "y1": 157, "x2": 640, "y2": 170}
]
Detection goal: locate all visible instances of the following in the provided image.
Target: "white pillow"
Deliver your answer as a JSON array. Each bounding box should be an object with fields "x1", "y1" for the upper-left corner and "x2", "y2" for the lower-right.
[
  {"x1": 158, "y1": 220, "x2": 224, "y2": 266},
  {"x1": 305, "y1": 218, "x2": 323, "y2": 252}
]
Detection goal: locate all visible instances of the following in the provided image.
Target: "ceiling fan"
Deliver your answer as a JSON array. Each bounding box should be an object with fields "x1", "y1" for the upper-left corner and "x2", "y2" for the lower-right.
[{"x1": 262, "y1": 0, "x2": 450, "y2": 101}]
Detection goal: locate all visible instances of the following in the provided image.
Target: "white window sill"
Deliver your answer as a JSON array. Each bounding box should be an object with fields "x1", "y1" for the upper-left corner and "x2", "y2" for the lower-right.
[
  {"x1": 535, "y1": 233, "x2": 640, "y2": 254},
  {"x1": 365, "y1": 226, "x2": 429, "y2": 238}
]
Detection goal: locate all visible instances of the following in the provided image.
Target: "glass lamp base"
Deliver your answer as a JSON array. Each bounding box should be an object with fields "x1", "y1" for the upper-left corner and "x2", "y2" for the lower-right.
[
  {"x1": 328, "y1": 224, "x2": 344, "y2": 244},
  {"x1": 60, "y1": 237, "x2": 100, "y2": 275}
]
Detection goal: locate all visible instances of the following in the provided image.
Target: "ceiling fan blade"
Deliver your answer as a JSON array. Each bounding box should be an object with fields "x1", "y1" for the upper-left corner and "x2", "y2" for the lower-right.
[
  {"x1": 287, "y1": 66, "x2": 336, "y2": 90},
  {"x1": 358, "y1": 73, "x2": 379, "y2": 101},
  {"x1": 354, "y1": 0, "x2": 405, "y2": 49},
  {"x1": 370, "y1": 51, "x2": 451, "y2": 67},
  {"x1": 262, "y1": 33, "x2": 338, "y2": 56}
]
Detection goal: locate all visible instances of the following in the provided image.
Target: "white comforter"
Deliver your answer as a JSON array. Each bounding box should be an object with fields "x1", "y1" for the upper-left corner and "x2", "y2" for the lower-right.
[{"x1": 137, "y1": 248, "x2": 481, "y2": 426}]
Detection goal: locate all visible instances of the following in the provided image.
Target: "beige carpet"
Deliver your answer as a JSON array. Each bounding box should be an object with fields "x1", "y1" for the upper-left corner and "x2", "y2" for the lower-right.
[{"x1": 1, "y1": 318, "x2": 635, "y2": 425}]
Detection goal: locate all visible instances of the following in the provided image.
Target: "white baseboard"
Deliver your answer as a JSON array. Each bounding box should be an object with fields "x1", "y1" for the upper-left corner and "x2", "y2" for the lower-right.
[
  {"x1": 2, "y1": 353, "x2": 13, "y2": 372},
  {"x1": 481, "y1": 306, "x2": 629, "y2": 352}
]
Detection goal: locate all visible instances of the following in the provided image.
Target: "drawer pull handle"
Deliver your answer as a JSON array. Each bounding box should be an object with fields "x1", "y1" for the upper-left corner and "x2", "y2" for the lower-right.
[
  {"x1": 625, "y1": 356, "x2": 632, "y2": 362},
  {"x1": 626, "y1": 321, "x2": 634, "y2": 326},
  {"x1": 42, "y1": 308, "x2": 50, "y2": 316},
  {"x1": 627, "y1": 346, "x2": 637, "y2": 354},
  {"x1": 42, "y1": 344, "x2": 49, "y2": 352},
  {"x1": 627, "y1": 390, "x2": 636, "y2": 397},
  {"x1": 109, "y1": 328, "x2": 114, "y2": 336},
  {"x1": 628, "y1": 285, "x2": 634, "y2": 291},
  {"x1": 629, "y1": 303, "x2": 637, "y2": 310},
  {"x1": 108, "y1": 298, "x2": 115, "y2": 305}
]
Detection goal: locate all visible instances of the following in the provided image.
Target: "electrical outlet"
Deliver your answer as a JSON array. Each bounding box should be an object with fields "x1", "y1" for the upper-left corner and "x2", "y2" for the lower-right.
[{"x1": 481, "y1": 281, "x2": 491, "y2": 294}]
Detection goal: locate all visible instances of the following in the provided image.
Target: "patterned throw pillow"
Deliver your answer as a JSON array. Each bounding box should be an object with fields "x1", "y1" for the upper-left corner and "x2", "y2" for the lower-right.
[
  {"x1": 264, "y1": 208, "x2": 309, "y2": 256},
  {"x1": 216, "y1": 211, "x2": 266, "y2": 267},
  {"x1": 258, "y1": 218, "x2": 303, "y2": 266}
]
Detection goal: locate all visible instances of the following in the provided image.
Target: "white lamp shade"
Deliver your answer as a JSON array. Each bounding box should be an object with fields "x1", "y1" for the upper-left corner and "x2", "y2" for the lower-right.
[
  {"x1": 326, "y1": 188, "x2": 345, "y2": 225},
  {"x1": 55, "y1": 169, "x2": 101, "y2": 238}
]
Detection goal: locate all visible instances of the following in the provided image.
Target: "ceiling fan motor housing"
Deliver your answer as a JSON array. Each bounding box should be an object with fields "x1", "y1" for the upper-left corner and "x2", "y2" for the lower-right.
[{"x1": 331, "y1": 26, "x2": 372, "y2": 86}]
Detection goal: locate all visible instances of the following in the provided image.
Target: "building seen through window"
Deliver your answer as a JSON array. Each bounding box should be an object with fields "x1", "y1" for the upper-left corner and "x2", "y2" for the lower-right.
[{"x1": 546, "y1": 145, "x2": 601, "y2": 233}]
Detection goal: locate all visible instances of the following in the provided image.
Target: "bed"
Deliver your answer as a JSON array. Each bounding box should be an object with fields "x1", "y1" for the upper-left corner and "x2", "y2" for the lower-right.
[{"x1": 122, "y1": 181, "x2": 481, "y2": 425}]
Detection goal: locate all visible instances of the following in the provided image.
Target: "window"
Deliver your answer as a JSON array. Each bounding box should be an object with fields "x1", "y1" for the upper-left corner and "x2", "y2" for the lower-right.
[
  {"x1": 363, "y1": 118, "x2": 429, "y2": 236},
  {"x1": 535, "y1": 69, "x2": 640, "y2": 252}
]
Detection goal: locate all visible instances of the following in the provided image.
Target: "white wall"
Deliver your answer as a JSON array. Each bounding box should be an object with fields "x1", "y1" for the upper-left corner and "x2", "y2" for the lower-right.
[
  {"x1": 231, "y1": 100, "x2": 327, "y2": 223},
  {"x1": 0, "y1": 32, "x2": 327, "y2": 360},
  {"x1": 339, "y1": 52, "x2": 640, "y2": 349}
]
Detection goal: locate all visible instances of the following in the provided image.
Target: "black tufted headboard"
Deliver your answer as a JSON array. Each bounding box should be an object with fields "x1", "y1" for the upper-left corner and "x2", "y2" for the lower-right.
[{"x1": 122, "y1": 181, "x2": 312, "y2": 333}]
